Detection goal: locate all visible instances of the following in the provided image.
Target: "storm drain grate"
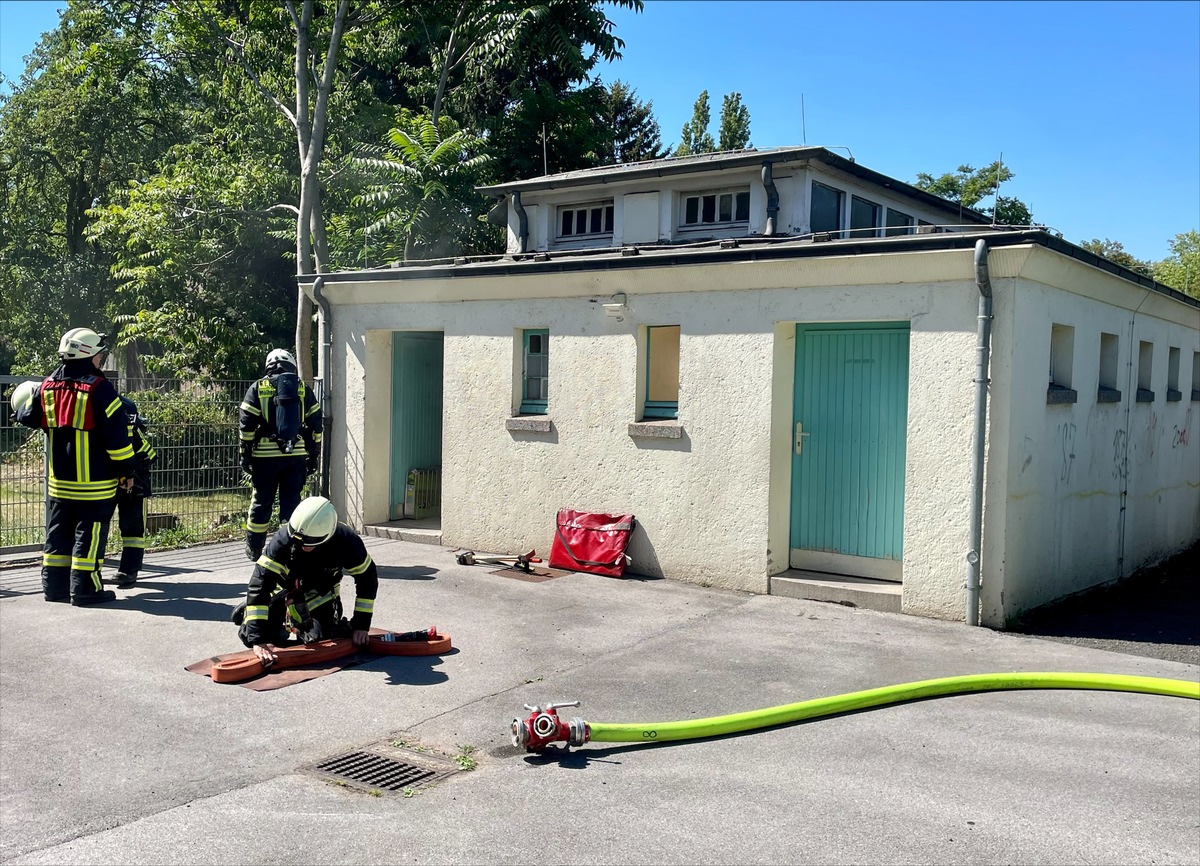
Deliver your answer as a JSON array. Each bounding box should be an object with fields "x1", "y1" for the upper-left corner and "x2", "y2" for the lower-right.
[{"x1": 306, "y1": 749, "x2": 458, "y2": 793}]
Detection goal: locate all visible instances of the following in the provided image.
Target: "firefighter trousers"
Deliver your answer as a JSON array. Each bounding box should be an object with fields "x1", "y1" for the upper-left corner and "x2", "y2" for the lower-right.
[
  {"x1": 244, "y1": 456, "x2": 307, "y2": 557},
  {"x1": 115, "y1": 490, "x2": 148, "y2": 575},
  {"x1": 43, "y1": 496, "x2": 117, "y2": 601}
]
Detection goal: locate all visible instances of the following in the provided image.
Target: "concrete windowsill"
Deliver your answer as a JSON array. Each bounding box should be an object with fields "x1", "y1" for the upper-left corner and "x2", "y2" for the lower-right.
[
  {"x1": 1097, "y1": 386, "x2": 1122, "y2": 404},
  {"x1": 628, "y1": 420, "x2": 682, "y2": 439},
  {"x1": 1046, "y1": 385, "x2": 1078, "y2": 405},
  {"x1": 505, "y1": 416, "x2": 552, "y2": 432},
  {"x1": 1166, "y1": 389, "x2": 1182, "y2": 402},
  {"x1": 1136, "y1": 388, "x2": 1155, "y2": 403}
]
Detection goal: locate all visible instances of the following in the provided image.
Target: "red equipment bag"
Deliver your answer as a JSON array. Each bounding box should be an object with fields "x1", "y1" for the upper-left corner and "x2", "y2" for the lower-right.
[{"x1": 549, "y1": 509, "x2": 636, "y2": 577}]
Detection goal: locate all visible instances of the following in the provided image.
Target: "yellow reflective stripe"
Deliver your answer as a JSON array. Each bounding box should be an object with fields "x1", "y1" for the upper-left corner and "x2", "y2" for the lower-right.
[
  {"x1": 307, "y1": 591, "x2": 335, "y2": 611},
  {"x1": 240, "y1": 401, "x2": 262, "y2": 416},
  {"x1": 74, "y1": 392, "x2": 90, "y2": 428},
  {"x1": 121, "y1": 537, "x2": 145, "y2": 548},
  {"x1": 311, "y1": 432, "x2": 323, "y2": 442},
  {"x1": 104, "y1": 396, "x2": 122, "y2": 417},
  {"x1": 257, "y1": 555, "x2": 288, "y2": 576},
  {"x1": 305, "y1": 403, "x2": 320, "y2": 418},
  {"x1": 108, "y1": 444, "x2": 134, "y2": 461},
  {"x1": 353, "y1": 598, "x2": 374, "y2": 613},
  {"x1": 48, "y1": 480, "x2": 118, "y2": 499},
  {"x1": 249, "y1": 443, "x2": 307, "y2": 457},
  {"x1": 244, "y1": 605, "x2": 269, "y2": 622},
  {"x1": 239, "y1": 430, "x2": 256, "y2": 441},
  {"x1": 43, "y1": 553, "x2": 72, "y2": 567},
  {"x1": 41, "y1": 390, "x2": 57, "y2": 427},
  {"x1": 345, "y1": 554, "x2": 373, "y2": 576},
  {"x1": 75, "y1": 429, "x2": 85, "y2": 480},
  {"x1": 48, "y1": 478, "x2": 119, "y2": 491}
]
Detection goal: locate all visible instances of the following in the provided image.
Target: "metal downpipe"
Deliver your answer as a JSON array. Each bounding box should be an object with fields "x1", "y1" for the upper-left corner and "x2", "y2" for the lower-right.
[
  {"x1": 512, "y1": 190, "x2": 529, "y2": 254},
  {"x1": 761, "y1": 161, "x2": 779, "y2": 236},
  {"x1": 967, "y1": 239, "x2": 994, "y2": 626},
  {"x1": 311, "y1": 276, "x2": 333, "y2": 498}
]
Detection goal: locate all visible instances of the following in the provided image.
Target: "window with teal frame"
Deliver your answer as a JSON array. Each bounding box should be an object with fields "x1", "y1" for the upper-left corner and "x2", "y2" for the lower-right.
[
  {"x1": 520, "y1": 329, "x2": 549, "y2": 414},
  {"x1": 644, "y1": 325, "x2": 680, "y2": 419}
]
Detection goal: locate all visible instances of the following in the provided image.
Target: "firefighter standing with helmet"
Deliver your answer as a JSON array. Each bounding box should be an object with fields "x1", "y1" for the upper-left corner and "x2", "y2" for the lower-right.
[
  {"x1": 233, "y1": 496, "x2": 378, "y2": 667},
  {"x1": 11, "y1": 328, "x2": 135, "y2": 606},
  {"x1": 109, "y1": 394, "x2": 157, "y2": 588},
  {"x1": 238, "y1": 348, "x2": 322, "y2": 561}
]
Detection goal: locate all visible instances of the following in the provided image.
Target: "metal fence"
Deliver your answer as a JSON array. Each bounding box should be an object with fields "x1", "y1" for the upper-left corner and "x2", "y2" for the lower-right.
[{"x1": 0, "y1": 376, "x2": 314, "y2": 556}]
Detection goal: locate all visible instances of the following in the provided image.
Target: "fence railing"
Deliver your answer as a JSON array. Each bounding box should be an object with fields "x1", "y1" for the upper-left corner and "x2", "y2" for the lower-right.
[{"x1": 0, "y1": 376, "x2": 313, "y2": 556}]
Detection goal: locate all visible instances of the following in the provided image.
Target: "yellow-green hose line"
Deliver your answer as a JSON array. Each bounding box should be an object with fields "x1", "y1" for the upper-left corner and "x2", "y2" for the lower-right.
[{"x1": 587, "y1": 672, "x2": 1200, "y2": 744}]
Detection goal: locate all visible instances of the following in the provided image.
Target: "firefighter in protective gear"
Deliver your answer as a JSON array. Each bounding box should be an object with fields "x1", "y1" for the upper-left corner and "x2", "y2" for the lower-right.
[
  {"x1": 13, "y1": 328, "x2": 134, "y2": 605},
  {"x1": 109, "y1": 395, "x2": 157, "y2": 588},
  {"x1": 233, "y1": 496, "x2": 378, "y2": 667},
  {"x1": 238, "y1": 348, "x2": 322, "y2": 561}
]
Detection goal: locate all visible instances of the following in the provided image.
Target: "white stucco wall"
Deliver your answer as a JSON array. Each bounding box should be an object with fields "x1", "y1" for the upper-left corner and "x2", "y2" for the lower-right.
[
  {"x1": 316, "y1": 242, "x2": 1199, "y2": 623},
  {"x1": 320, "y1": 247, "x2": 990, "y2": 607},
  {"x1": 988, "y1": 252, "x2": 1200, "y2": 623}
]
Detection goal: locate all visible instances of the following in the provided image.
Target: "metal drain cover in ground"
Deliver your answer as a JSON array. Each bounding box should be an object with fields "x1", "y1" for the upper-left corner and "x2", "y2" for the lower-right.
[{"x1": 305, "y1": 748, "x2": 459, "y2": 794}]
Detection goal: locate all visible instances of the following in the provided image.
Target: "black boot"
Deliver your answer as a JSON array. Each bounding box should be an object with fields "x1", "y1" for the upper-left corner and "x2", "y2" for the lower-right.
[
  {"x1": 115, "y1": 571, "x2": 138, "y2": 588},
  {"x1": 72, "y1": 590, "x2": 117, "y2": 607}
]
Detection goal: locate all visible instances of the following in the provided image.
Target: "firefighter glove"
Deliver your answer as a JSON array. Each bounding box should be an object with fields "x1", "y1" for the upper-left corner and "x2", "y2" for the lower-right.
[{"x1": 306, "y1": 453, "x2": 319, "y2": 475}]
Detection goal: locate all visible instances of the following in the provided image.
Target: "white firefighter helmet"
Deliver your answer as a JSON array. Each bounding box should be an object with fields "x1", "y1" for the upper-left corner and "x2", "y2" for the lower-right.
[
  {"x1": 58, "y1": 328, "x2": 109, "y2": 360},
  {"x1": 288, "y1": 496, "x2": 338, "y2": 547},
  {"x1": 265, "y1": 348, "x2": 297, "y2": 373},
  {"x1": 10, "y1": 380, "x2": 38, "y2": 418}
]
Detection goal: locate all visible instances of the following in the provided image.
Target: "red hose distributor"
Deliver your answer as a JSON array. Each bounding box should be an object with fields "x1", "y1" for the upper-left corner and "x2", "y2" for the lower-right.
[{"x1": 511, "y1": 701, "x2": 590, "y2": 751}]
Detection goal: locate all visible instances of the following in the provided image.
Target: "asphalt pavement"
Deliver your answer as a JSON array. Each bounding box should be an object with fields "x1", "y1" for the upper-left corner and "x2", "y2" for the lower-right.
[{"x1": 0, "y1": 538, "x2": 1197, "y2": 866}]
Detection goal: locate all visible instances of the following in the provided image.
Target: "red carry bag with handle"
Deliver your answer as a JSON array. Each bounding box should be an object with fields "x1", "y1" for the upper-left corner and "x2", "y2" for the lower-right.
[{"x1": 549, "y1": 509, "x2": 636, "y2": 577}]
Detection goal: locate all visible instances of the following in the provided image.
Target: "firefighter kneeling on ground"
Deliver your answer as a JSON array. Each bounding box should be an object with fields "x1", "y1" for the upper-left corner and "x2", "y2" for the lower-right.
[{"x1": 232, "y1": 496, "x2": 378, "y2": 668}]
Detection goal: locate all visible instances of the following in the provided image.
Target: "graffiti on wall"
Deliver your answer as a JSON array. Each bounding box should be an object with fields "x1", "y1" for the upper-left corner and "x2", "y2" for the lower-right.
[
  {"x1": 1172, "y1": 408, "x2": 1192, "y2": 449},
  {"x1": 1058, "y1": 422, "x2": 1076, "y2": 484},
  {"x1": 1112, "y1": 429, "x2": 1128, "y2": 481}
]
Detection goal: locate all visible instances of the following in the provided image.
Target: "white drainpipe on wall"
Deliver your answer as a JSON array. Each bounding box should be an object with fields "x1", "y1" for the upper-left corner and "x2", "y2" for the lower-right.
[
  {"x1": 311, "y1": 275, "x2": 332, "y2": 499},
  {"x1": 966, "y1": 239, "x2": 994, "y2": 626}
]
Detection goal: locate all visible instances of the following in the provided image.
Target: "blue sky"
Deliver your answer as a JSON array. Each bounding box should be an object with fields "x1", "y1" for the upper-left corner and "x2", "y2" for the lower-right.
[{"x1": 3, "y1": 0, "x2": 1197, "y2": 262}]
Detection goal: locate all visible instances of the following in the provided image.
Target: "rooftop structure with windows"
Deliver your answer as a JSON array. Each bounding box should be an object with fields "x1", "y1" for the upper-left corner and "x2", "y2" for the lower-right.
[{"x1": 477, "y1": 146, "x2": 1007, "y2": 255}]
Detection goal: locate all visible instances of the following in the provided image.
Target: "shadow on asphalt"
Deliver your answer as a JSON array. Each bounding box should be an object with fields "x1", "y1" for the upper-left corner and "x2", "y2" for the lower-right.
[
  {"x1": 110, "y1": 580, "x2": 243, "y2": 622},
  {"x1": 377, "y1": 565, "x2": 438, "y2": 581},
  {"x1": 1007, "y1": 542, "x2": 1199, "y2": 664}
]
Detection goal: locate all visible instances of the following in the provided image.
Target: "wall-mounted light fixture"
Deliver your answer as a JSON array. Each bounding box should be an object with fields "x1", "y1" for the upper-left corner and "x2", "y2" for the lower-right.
[{"x1": 602, "y1": 292, "x2": 629, "y2": 322}]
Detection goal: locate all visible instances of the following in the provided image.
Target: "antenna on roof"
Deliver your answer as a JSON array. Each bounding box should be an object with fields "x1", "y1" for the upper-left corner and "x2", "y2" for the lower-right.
[
  {"x1": 992, "y1": 151, "x2": 1003, "y2": 225},
  {"x1": 801, "y1": 94, "x2": 807, "y2": 145},
  {"x1": 542, "y1": 124, "x2": 548, "y2": 175}
]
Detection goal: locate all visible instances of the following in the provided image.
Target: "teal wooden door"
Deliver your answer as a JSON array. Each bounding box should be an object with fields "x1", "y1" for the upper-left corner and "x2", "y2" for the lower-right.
[
  {"x1": 790, "y1": 323, "x2": 909, "y2": 578},
  {"x1": 390, "y1": 332, "x2": 444, "y2": 518}
]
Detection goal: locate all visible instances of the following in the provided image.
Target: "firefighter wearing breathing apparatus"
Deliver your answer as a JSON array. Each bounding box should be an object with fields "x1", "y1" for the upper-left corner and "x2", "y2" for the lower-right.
[
  {"x1": 10, "y1": 328, "x2": 134, "y2": 606},
  {"x1": 234, "y1": 496, "x2": 378, "y2": 667},
  {"x1": 238, "y1": 348, "x2": 322, "y2": 561}
]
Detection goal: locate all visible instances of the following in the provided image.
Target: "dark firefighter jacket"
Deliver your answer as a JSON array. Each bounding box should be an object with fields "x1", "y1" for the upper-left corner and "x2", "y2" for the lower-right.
[
  {"x1": 240, "y1": 523, "x2": 378, "y2": 645},
  {"x1": 238, "y1": 375, "x2": 322, "y2": 459},
  {"x1": 120, "y1": 396, "x2": 157, "y2": 495},
  {"x1": 15, "y1": 361, "x2": 134, "y2": 501}
]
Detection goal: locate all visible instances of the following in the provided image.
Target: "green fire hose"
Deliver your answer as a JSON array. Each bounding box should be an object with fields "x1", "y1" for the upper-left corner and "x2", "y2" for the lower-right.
[{"x1": 513, "y1": 672, "x2": 1200, "y2": 750}]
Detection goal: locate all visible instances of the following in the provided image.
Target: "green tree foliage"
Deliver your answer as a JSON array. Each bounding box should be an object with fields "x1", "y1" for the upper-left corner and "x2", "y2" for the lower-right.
[
  {"x1": 1, "y1": 0, "x2": 647, "y2": 378},
  {"x1": 717, "y1": 91, "x2": 751, "y2": 151},
  {"x1": 675, "y1": 89, "x2": 752, "y2": 156},
  {"x1": 0, "y1": 0, "x2": 188, "y2": 374},
  {"x1": 1079, "y1": 238, "x2": 1154, "y2": 278},
  {"x1": 676, "y1": 90, "x2": 715, "y2": 156},
  {"x1": 913, "y1": 161, "x2": 1034, "y2": 225},
  {"x1": 1152, "y1": 230, "x2": 1200, "y2": 298},
  {"x1": 351, "y1": 112, "x2": 492, "y2": 262},
  {"x1": 599, "y1": 80, "x2": 666, "y2": 164}
]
